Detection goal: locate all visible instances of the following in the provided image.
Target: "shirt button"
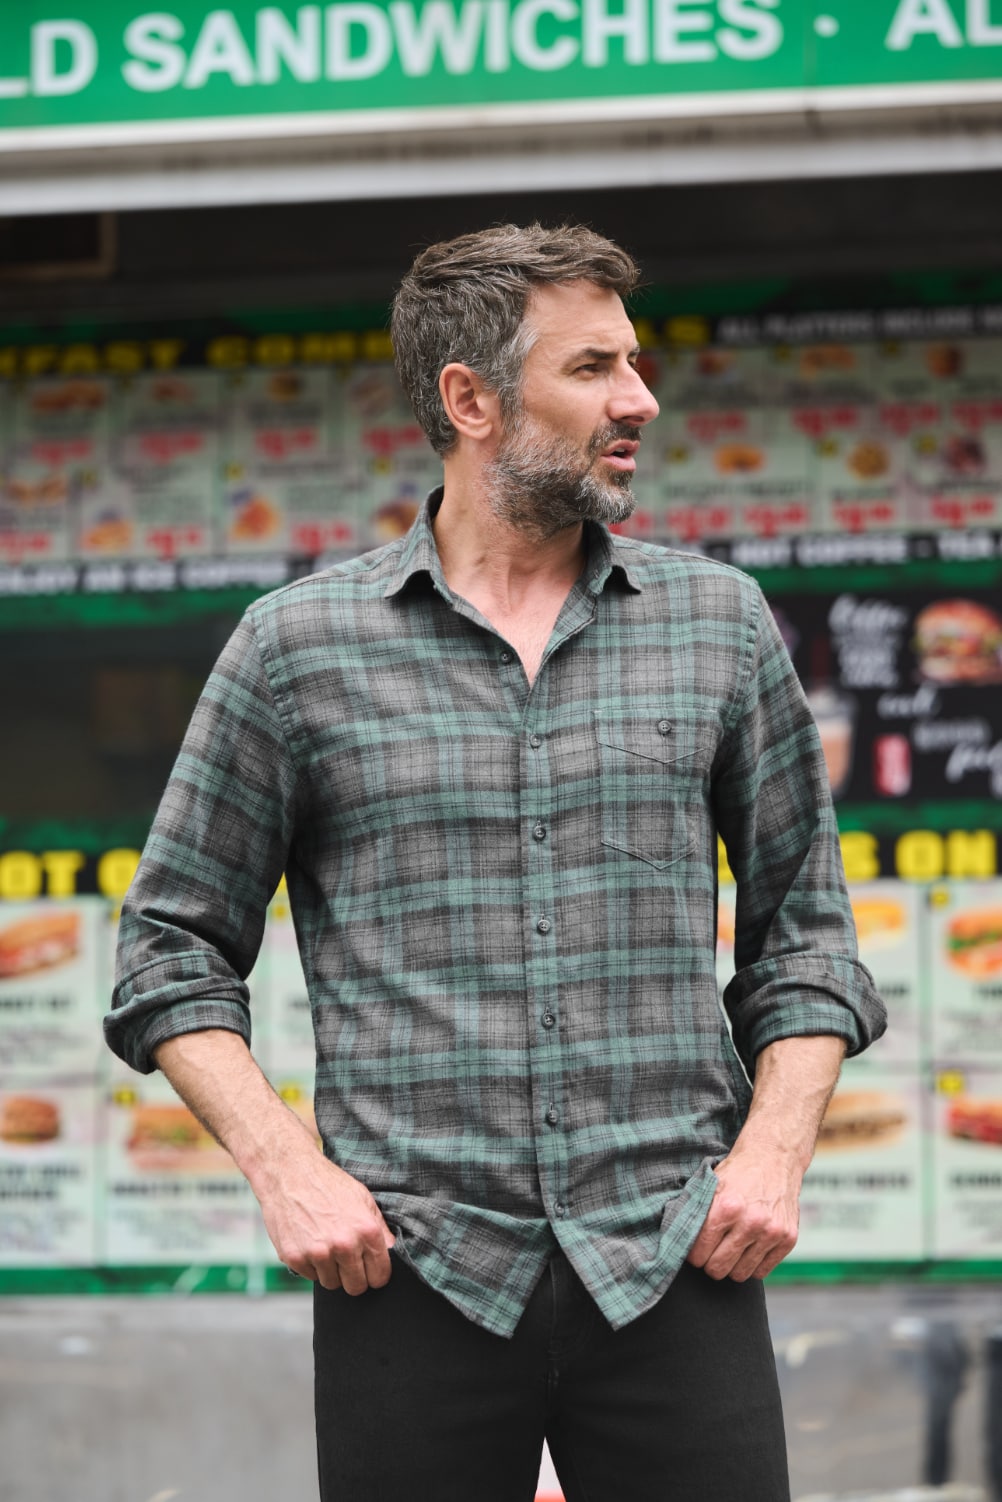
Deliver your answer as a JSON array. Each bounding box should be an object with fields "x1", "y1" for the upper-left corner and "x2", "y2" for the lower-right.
[
  {"x1": 657, "y1": 719, "x2": 671, "y2": 735},
  {"x1": 545, "y1": 1104, "x2": 559, "y2": 1125},
  {"x1": 529, "y1": 734, "x2": 542, "y2": 749},
  {"x1": 532, "y1": 822, "x2": 547, "y2": 841},
  {"x1": 542, "y1": 1011, "x2": 555, "y2": 1029},
  {"x1": 536, "y1": 917, "x2": 552, "y2": 934},
  {"x1": 555, "y1": 1202, "x2": 567, "y2": 1218},
  {"x1": 500, "y1": 650, "x2": 512, "y2": 664}
]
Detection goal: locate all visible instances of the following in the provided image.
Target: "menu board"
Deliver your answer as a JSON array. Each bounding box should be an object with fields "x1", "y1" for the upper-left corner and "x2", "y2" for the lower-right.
[
  {"x1": 0, "y1": 899, "x2": 106, "y2": 1078},
  {"x1": 0, "y1": 1081, "x2": 99, "y2": 1266},
  {"x1": 930, "y1": 1068, "x2": 1002, "y2": 1258},
  {"x1": 927, "y1": 880, "x2": 1002, "y2": 1064},
  {"x1": 2, "y1": 329, "x2": 1002, "y2": 574},
  {"x1": 772, "y1": 586, "x2": 1002, "y2": 805},
  {"x1": 101, "y1": 1068, "x2": 260, "y2": 1266},
  {"x1": 847, "y1": 883, "x2": 925, "y2": 1070},
  {"x1": 792, "y1": 1065, "x2": 925, "y2": 1262}
]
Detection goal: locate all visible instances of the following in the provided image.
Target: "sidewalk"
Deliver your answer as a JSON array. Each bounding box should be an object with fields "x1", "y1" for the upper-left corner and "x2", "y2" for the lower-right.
[{"x1": 0, "y1": 1283, "x2": 998, "y2": 1501}]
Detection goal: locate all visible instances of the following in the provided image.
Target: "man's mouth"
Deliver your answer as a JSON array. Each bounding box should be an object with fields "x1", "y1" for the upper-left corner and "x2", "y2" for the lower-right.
[{"x1": 600, "y1": 439, "x2": 640, "y2": 473}]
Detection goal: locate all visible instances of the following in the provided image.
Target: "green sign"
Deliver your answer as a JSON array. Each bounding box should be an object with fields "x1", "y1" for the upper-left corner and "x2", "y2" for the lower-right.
[{"x1": 0, "y1": 0, "x2": 1000, "y2": 137}]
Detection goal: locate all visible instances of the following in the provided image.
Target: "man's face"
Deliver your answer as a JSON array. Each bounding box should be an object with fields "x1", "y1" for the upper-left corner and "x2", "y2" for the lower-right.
[{"x1": 485, "y1": 280, "x2": 659, "y2": 539}]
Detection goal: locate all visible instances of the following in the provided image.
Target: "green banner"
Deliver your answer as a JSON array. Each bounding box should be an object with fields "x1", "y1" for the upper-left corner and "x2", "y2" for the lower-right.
[{"x1": 0, "y1": 0, "x2": 1000, "y2": 136}]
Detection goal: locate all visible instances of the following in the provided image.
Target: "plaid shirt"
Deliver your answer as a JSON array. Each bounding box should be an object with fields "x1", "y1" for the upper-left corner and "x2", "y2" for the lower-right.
[{"x1": 107, "y1": 492, "x2": 885, "y2": 1336}]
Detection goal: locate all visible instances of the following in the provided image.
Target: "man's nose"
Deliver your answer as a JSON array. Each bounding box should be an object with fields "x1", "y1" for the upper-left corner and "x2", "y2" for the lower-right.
[{"x1": 611, "y1": 364, "x2": 659, "y2": 426}]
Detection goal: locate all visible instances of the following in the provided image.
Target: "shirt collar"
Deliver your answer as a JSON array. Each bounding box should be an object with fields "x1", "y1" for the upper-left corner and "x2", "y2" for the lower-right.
[{"x1": 384, "y1": 487, "x2": 643, "y2": 599}]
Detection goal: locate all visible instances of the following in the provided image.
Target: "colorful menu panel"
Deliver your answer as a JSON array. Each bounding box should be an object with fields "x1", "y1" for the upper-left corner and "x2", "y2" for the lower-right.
[
  {"x1": 792, "y1": 1066, "x2": 925, "y2": 1261},
  {"x1": 0, "y1": 1081, "x2": 99, "y2": 1266},
  {"x1": 930, "y1": 1068, "x2": 1002, "y2": 1259},
  {"x1": 928, "y1": 880, "x2": 1002, "y2": 1064},
  {"x1": 0, "y1": 899, "x2": 105, "y2": 1079}
]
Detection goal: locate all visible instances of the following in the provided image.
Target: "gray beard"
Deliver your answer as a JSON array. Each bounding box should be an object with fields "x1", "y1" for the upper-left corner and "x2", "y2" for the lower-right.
[{"x1": 484, "y1": 423, "x2": 638, "y2": 542}]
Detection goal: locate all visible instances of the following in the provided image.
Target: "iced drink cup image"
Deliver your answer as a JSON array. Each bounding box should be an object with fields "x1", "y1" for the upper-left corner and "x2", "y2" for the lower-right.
[{"x1": 806, "y1": 685, "x2": 857, "y2": 800}]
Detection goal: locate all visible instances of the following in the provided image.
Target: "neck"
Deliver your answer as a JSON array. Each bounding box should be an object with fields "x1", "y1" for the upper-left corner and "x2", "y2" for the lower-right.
[{"x1": 433, "y1": 472, "x2": 586, "y2": 612}]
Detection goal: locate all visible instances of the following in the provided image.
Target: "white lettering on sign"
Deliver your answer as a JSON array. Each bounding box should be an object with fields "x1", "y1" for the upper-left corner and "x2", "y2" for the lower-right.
[
  {"x1": 391, "y1": 0, "x2": 487, "y2": 76},
  {"x1": 6, "y1": 0, "x2": 791, "y2": 102},
  {"x1": 717, "y1": 0, "x2": 781, "y2": 59},
  {"x1": 32, "y1": 20, "x2": 99, "y2": 96},
  {"x1": 123, "y1": 15, "x2": 187, "y2": 91},
  {"x1": 887, "y1": 0, "x2": 1002, "y2": 48}
]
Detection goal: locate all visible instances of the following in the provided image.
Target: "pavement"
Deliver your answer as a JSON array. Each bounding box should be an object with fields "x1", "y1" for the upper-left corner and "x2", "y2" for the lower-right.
[{"x1": 1, "y1": 1282, "x2": 1000, "y2": 1502}]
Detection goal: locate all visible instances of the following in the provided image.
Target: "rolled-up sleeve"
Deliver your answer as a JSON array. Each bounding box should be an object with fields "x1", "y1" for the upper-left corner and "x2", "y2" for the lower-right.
[
  {"x1": 713, "y1": 585, "x2": 887, "y2": 1074},
  {"x1": 104, "y1": 610, "x2": 300, "y2": 1074}
]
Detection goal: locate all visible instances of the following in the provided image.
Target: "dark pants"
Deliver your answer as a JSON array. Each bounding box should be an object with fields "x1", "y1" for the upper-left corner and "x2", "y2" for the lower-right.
[{"x1": 314, "y1": 1251, "x2": 790, "y2": 1501}]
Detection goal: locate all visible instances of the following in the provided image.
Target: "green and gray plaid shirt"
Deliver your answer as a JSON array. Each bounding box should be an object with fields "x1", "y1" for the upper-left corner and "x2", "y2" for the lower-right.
[{"x1": 107, "y1": 491, "x2": 885, "y2": 1335}]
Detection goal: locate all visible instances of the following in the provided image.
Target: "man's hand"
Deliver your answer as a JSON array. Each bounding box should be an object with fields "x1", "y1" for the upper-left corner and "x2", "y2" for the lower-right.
[
  {"x1": 255, "y1": 1134, "x2": 395, "y2": 1294},
  {"x1": 686, "y1": 1033, "x2": 847, "y2": 1282},
  {"x1": 151, "y1": 1029, "x2": 394, "y2": 1295},
  {"x1": 685, "y1": 1144, "x2": 801, "y2": 1282}
]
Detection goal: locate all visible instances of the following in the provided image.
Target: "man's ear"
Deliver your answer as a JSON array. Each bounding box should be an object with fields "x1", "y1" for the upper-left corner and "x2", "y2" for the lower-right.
[{"x1": 439, "y1": 363, "x2": 500, "y2": 443}]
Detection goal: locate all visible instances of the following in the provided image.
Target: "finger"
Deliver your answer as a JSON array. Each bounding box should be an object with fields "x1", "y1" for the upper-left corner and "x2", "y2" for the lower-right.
[
  {"x1": 363, "y1": 1244, "x2": 393, "y2": 1289},
  {"x1": 336, "y1": 1249, "x2": 370, "y2": 1296},
  {"x1": 315, "y1": 1261, "x2": 343, "y2": 1292}
]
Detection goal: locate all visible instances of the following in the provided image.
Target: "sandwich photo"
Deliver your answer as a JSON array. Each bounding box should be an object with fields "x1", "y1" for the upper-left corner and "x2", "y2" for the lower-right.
[
  {"x1": 0, "y1": 910, "x2": 81, "y2": 980},
  {"x1": 944, "y1": 907, "x2": 1002, "y2": 978},
  {"x1": 913, "y1": 599, "x2": 1002, "y2": 685},
  {"x1": 815, "y1": 1090, "x2": 908, "y2": 1152},
  {"x1": 126, "y1": 1103, "x2": 237, "y2": 1174},
  {"x1": 0, "y1": 1095, "x2": 61, "y2": 1145},
  {"x1": 946, "y1": 1097, "x2": 1002, "y2": 1146},
  {"x1": 850, "y1": 896, "x2": 907, "y2": 951}
]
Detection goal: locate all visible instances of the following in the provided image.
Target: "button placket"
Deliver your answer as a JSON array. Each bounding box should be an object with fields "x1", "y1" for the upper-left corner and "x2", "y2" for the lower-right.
[{"x1": 521, "y1": 696, "x2": 566, "y2": 1236}]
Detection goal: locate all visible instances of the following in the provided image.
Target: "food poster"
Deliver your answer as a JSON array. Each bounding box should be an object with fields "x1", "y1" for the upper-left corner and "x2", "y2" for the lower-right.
[
  {"x1": 0, "y1": 1081, "x2": 99, "y2": 1266},
  {"x1": 790, "y1": 1065, "x2": 925, "y2": 1261},
  {"x1": 809, "y1": 404, "x2": 925, "y2": 535},
  {"x1": 343, "y1": 362, "x2": 439, "y2": 544},
  {"x1": 0, "y1": 376, "x2": 112, "y2": 563},
  {"x1": 715, "y1": 891, "x2": 737, "y2": 998},
  {"x1": 913, "y1": 399, "x2": 1002, "y2": 533},
  {"x1": 772, "y1": 587, "x2": 1002, "y2": 804},
  {"x1": 80, "y1": 370, "x2": 221, "y2": 560},
  {"x1": 774, "y1": 342, "x2": 879, "y2": 410},
  {"x1": 260, "y1": 897, "x2": 315, "y2": 1077},
  {"x1": 847, "y1": 882, "x2": 925, "y2": 1069},
  {"x1": 930, "y1": 1067, "x2": 1002, "y2": 1258},
  {"x1": 100, "y1": 1068, "x2": 260, "y2": 1265},
  {"x1": 873, "y1": 338, "x2": 1002, "y2": 405},
  {"x1": 652, "y1": 344, "x2": 775, "y2": 414},
  {"x1": 0, "y1": 899, "x2": 106, "y2": 1079},
  {"x1": 657, "y1": 407, "x2": 814, "y2": 539},
  {"x1": 927, "y1": 880, "x2": 1002, "y2": 1064},
  {"x1": 222, "y1": 367, "x2": 358, "y2": 555}
]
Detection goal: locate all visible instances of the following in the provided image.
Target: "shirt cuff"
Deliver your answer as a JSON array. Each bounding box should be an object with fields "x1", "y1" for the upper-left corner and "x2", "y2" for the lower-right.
[{"x1": 724, "y1": 953, "x2": 887, "y2": 1074}]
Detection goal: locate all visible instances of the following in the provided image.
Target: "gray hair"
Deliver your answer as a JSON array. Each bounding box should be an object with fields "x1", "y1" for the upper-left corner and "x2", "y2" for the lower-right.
[{"x1": 390, "y1": 223, "x2": 641, "y2": 457}]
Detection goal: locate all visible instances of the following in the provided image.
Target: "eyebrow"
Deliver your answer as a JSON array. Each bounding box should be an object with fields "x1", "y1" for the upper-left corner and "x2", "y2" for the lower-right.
[{"x1": 568, "y1": 344, "x2": 642, "y2": 364}]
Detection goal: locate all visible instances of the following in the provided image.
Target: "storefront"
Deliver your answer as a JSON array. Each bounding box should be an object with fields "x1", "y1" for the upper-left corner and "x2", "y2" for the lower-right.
[{"x1": 1, "y1": 1, "x2": 1001, "y2": 1291}]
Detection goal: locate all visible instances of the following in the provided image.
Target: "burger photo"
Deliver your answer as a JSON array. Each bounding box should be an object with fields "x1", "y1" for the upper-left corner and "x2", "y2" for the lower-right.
[
  {"x1": 913, "y1": 599, "x2": 1002, "y2": 685},
  {"x1": 815, "y1": 1090, "x2": 908, "y2": 1152},
  {"x1": 944, "y1": 907, "x2": 1002, "y2": 978},
  {"x1": 0, "y1": 1095, "x2": 61, "y2": 1145},
  {"x1": 0, "y1": 910, "x2": 81, "y2": 980}
]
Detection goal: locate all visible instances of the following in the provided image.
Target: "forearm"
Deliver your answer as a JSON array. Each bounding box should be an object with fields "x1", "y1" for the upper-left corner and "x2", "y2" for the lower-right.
[
  {"x1": 152, "y1": 1028, "x2": 394, "y2": 1293},
  {"x1": 735, "y1": 1033, "x2": 847, "y2": 1173},
  {"x1": 687, "y1": 1032, "x2": 846, "y2": 1281},
  {"x1": 152, "y1": 1028, "x2": 319, "y2": 1197}
]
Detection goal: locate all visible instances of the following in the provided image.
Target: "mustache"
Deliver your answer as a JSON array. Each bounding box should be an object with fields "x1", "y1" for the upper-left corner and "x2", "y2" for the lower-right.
[{"x1": 588, "y1": 423, "x2": 643, "y2": 458}]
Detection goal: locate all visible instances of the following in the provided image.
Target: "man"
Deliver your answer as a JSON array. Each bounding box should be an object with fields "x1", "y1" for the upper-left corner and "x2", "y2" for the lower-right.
[{"x1": 106, "y1": 223, "x2": 886, "y2": 1501}]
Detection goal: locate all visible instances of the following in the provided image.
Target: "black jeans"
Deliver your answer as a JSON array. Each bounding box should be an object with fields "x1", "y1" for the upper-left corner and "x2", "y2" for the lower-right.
[{"x1": 314, "y1": 1251, "x2": 790, "y2": 1501}]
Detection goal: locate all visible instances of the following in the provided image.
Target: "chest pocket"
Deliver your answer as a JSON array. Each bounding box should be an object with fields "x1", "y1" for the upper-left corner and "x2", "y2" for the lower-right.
[{"x1": 595, "y1": 713, "x2": 710, "y2": 871}]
